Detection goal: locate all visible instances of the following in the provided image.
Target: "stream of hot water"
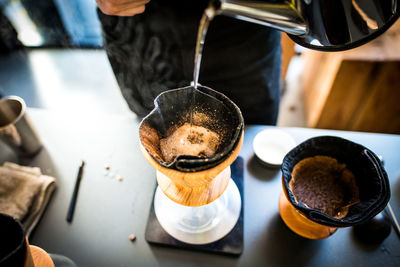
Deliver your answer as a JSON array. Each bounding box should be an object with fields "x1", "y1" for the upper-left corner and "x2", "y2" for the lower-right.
[
  {"x1": 189, "y1": 6, "x2": 216, "y2": 131},
  {"x1": 159, "y1": 6, "x2": 226, "y2": 161}
]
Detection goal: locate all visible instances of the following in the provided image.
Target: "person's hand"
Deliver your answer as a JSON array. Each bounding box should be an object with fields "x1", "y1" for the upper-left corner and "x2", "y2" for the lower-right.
[{"x1": 96, "y1": 0, "x2": 151, "y2": 16}]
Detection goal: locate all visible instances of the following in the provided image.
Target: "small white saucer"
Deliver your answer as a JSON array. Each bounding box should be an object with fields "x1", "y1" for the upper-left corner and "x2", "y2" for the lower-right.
[{"x1": 252, "y1": 129, "x2": 296, "y2": 167}]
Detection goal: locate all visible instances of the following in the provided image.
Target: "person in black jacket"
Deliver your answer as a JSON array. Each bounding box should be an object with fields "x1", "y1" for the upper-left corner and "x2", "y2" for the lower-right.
[{"x1": 96, "y1": 0, "x2": 281, "y2": 125}]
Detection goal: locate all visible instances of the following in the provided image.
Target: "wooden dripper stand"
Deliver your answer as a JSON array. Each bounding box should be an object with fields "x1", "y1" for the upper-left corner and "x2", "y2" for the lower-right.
[
  {"x1": 140, "y1": 133, "x2": 243, "y2": 207},
  {"x1": 139, "y1": 85, "x2": 244, "y2": 244}
]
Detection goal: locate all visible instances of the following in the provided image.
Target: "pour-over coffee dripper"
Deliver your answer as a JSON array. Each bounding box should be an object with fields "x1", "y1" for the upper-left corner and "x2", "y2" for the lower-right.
[
  {"x1": 139, "y1": 85, "x2": 244, "y2": 244},
  {"x1": 279, "y1": 136, "x2": 390, "y2": 239}
]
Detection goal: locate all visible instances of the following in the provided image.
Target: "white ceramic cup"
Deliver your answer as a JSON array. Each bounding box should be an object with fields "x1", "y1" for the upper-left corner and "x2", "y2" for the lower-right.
[{"x1": 0, "y1": 96, "x2": 42, "y2": 157}]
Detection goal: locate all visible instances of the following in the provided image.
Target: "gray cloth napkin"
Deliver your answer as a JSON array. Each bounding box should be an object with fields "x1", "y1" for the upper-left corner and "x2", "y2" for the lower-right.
[{"x1": 0, "y1": 162, "x2": 56, "y2": 237}]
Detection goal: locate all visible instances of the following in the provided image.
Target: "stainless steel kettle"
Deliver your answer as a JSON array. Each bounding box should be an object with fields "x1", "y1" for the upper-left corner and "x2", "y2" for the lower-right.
[{"x1": 212, "y1": 0, "x2": 400, "y2": 51}]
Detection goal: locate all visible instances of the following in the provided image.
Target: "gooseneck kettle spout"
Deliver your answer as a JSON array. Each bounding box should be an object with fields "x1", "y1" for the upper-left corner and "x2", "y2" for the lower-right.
[{"x1": 213, "y1": 0, "x2": 307, "y2": 36}]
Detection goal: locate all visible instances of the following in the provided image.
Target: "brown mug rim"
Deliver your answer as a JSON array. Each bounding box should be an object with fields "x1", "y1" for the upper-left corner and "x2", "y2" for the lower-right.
[{"x1": 0, "y1": 96, "x2": 26, "y2": 129}]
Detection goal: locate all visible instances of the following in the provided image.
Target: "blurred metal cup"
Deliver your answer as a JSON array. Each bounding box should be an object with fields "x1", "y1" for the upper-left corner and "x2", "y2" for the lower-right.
[{"x1": 0, "y1": 96, "x2": 42, "y2": 157}]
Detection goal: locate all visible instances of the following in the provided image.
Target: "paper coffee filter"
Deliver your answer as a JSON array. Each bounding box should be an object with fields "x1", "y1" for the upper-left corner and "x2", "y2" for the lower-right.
[
  {"x1": 281, "y1": 136, "x2": 390, "y2": 227},
  {"x1": 139, "y1": 85, "x2": 244, "y2": 172}
]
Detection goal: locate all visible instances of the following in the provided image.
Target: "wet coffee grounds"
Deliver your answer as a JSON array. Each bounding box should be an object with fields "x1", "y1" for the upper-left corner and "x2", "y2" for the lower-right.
[
  {"x1": 160, "y1": 123, "x2": 221, "y2": 163},
  {"x1": 289, "y1": 155, "x2": 360, "y2": 218}
]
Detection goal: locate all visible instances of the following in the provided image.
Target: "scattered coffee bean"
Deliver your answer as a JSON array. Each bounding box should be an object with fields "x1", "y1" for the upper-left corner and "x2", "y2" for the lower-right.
[{"x1": 129, "y1": 234, "x2": 136, "y2": 242}]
